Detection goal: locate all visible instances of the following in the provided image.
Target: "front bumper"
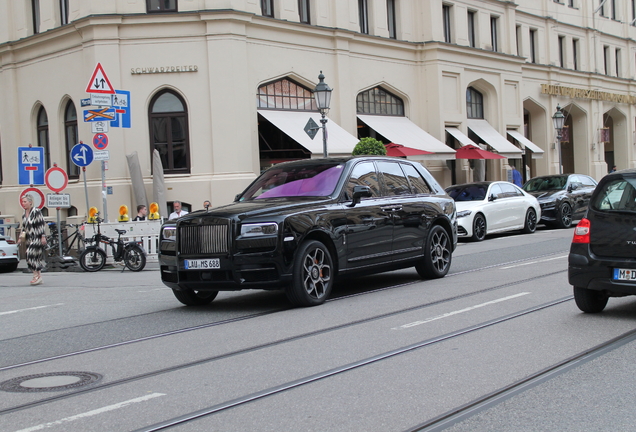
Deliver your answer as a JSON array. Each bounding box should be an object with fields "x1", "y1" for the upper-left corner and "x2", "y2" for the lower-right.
[
  {"x1": 539, "y1": 203, "x2": 558, "y2": 223},
  {"x1": 568, "y1": 243, "x2": 636, "y2": 296}
]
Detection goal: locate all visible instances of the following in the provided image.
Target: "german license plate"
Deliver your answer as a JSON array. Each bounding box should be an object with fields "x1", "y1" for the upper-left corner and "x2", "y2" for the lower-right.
[
  {"x1": 613, "y1": 268, "x2": 636, "y2": 281},
  {"x1": 184, "y1": 258, "x2": 220, "y2": 270}
]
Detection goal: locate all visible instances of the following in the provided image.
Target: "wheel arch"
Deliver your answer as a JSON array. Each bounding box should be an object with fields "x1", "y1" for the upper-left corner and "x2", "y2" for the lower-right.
[
  {"x1": 300, "y1": 230, "x2": 340, "y2": 275},
  {"x1": 431, "y1": 216, "x2": 456, "y2": 250}
]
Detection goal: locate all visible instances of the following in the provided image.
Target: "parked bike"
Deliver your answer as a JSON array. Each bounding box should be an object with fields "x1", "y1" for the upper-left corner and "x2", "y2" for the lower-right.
[
  {"x1": 79, "y1": 215, "x2": 146, "y2": 272},
  {"x1": 46, "y1": 222, "x2": 86, "y2": 257}
]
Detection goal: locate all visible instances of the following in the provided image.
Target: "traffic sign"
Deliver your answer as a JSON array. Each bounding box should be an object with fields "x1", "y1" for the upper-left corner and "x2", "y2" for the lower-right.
[
  {"x1": 93, "y1": 150, "x2": 110, "y2": 161},
  {"x1": 84, "y1": 108, "x2": 115, "y2": 122},
  {"x1": 91, "y1": 121, "x2": 109, "y2": 133},
  {"x1": 110, "y1": 90, "x2": 131, "y2": 128},
  {"x1": 93, "y1": 133, "x2": 109, "y2": 150},
  {"x1": 20, "y1": 187, "x2": 45, "y2": 209},
  {"x1": 90, "y1": 94, "x2": 112, "y2": 107},
  {"x1": 80, "y1": 98, "x2": 91, "y2": 107},
  {"x1": 45, "y1": 166, "x2": 68, "y2": 193},
  {"x1": 46, "y1": 193, "x2": 71, "y2": 209},
  {"x1": 17, "y1": 146, "x2": 45, "y2": 186},
  {"x1": 71, "y1": 143, "x2": 94, "y2": 167},
  {"x1": 85, "y1": 63, "x2": 115, "y2": 94}
]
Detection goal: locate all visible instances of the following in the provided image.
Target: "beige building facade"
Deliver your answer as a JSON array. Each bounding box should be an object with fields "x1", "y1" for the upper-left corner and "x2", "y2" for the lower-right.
[{"x1": 1, "y1": 0, "x2": 636, "y2": 221}]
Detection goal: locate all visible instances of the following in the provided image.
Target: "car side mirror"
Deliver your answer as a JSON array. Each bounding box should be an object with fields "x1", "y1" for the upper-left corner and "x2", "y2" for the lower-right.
[
  {"x1": 568, "y1": 183, "x2": 578, "y2": 192},
  {"x1": 234, "y1": 194, "x2": 241, "y2": 202},
  {"x1": 489, "y1": 194, "x2": 497, "y2": 201},
  {"x1": 349, "y1": 186, "x2": 372, "y2": 207}
]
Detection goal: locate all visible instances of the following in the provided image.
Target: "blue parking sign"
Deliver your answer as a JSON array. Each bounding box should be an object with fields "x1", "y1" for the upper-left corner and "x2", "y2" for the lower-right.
[{"x1": 18, "y1": 146, "x2": 45, "y2": 185}]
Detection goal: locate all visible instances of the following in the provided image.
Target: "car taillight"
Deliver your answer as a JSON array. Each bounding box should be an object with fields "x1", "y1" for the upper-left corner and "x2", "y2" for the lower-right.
[
  {"x1": 5, "y1": 238, "x2": 16, "y2": 245},
  {"x1": 572, "y1": 218, "x2": 591, "y2": 244}
]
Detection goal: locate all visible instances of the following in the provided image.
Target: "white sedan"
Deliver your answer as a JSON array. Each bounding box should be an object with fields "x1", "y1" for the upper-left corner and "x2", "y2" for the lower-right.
[
  {"x1": 445, "y1": 181, "x2": 541, "y2": 241},
  {"x1": 0, "y1": 234, "x2": 20, "y2": 272}
]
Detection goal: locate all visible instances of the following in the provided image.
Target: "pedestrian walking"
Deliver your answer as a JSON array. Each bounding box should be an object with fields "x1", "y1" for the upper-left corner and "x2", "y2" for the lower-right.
[
  {"x1": 512, "y1": 166, "x2": 523, "y2": 187},
  {"x1": 18, "y1": 194, "x2": 47, "y2": 285}
]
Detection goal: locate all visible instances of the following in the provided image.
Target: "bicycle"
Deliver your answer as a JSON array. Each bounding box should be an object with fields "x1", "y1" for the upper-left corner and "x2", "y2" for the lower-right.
[
  {"x1": 79, "y1": 215, "x2": 146, "y2": 272},
  {"x1": 46, "y1": 222, "x2": 86, "y2": 257}
]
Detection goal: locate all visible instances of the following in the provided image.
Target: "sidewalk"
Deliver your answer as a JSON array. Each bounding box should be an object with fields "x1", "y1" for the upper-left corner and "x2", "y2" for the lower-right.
[{"x1": 17, "y1": 257, "x2": 159, "y2": 272}]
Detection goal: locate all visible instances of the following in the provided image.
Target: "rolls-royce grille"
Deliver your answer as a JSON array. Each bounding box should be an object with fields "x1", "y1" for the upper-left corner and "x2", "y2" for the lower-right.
[{"x1": 179, "y1": 224, "x2": 229, "y2": 255}]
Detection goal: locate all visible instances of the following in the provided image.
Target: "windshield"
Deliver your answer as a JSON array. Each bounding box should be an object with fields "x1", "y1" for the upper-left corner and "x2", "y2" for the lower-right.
[
  {"x1": 240, "y1": 163, "x2": 345, "y2": 200},
  {"x1": 523, "y1": 176, "x2": 568, "y2": 192},
  {"x1": 445, "y1": 184, "x2": 488, "y2": 201}
]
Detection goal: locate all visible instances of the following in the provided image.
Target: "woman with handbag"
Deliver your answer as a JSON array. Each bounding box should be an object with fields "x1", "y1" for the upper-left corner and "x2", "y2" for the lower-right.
[{"x1": 18, "y1": 194, "x2": 47, "y2": 285}]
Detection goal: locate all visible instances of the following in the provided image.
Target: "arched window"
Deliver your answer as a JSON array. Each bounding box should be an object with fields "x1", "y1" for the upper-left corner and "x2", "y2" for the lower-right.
[
  {"x1": 149, "y1": 90, "x2": 190, "y2": 174},
  {"x1": 37, "y1": 106, "x2": 50, "y2": 169},
  {"x1": 466, "y1": 87, "x2": 484, "y2": 119},
  {"x1": 64, "y1": 101, "x2": 79, "y2": 179},
  {"x1": 356, "y1": 87, "x2": 404, "y2": 116},
  {"x1": 257, "y1": 78, "x2": 316, "y2": 111}
]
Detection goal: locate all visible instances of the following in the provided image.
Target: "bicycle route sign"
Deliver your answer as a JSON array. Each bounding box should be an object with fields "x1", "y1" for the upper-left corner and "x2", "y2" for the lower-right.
[{"x1": 46, "y1": 193, "x2": 71, "y2": 208}]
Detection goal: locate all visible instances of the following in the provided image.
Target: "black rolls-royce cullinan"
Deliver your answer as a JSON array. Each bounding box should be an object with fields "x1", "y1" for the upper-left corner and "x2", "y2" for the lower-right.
[{"x1": 159, "y1": 156, "x2": 457, "y2": 307}]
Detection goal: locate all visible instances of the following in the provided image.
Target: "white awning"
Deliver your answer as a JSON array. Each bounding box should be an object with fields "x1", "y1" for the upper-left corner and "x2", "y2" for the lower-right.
[
  {"x1": 466, "y1": 119, "x2": 523, "y2": 159},
  {"x1": 257, "y1": 109, "x2": 358, "y2": 156},
  {"x1": 357, "y1": 114, "x2": 456, "y2": 160},
  {"x1": 445, "y1": 127, "x2": 477, "y2": 147},
  {"x1": 507, "y1": 130, "x2": 545, "y2": 159}
]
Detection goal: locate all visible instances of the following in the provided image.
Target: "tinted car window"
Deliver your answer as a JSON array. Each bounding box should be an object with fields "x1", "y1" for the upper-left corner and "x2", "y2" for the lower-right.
[
  {"x1": 345, "y1": 162, "x2": 381, "y2": 199},
  {"x1": 401, "y1": 163, "x2": 431, "y2": 194},
  {"x1": 523, "y1": 176, "x2": 568, "y2": 192},
  {"x1": 377, "y1": 161, "x2": 411, "y2": 196},
  {"x1": 446, "y1": 184, "x2": 487, "y2": 201},
  {"x1": 500, "y1": 183, "x2": 522, "y2": 197},
  {"x1": 579, "y1": 175, "x2": 597, "y2": 187},
  {"x1": 490, "y1": 183, "x2": 504, "y2": 199},
  {"x1": 241, "y1": 162, "x2": 344, "y2": 200},
  {"x1": 592, "y1": 178, "x2": 636, "y2": 211}
]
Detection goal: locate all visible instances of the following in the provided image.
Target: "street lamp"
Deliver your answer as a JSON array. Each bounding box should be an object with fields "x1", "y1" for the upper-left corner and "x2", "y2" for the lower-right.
[
  {"x1": 552, "y1": 104, "x2": 565, "y2": 174},
  {"x1": 314, "y1": 71, "x2": 332, "y2": 158}
]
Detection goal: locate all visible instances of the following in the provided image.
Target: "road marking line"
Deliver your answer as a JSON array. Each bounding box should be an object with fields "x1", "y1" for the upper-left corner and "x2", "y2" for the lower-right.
[
  {"x1": 14, "y1": 393, "x2": 166, "y2": 432},
  {"x1": 0, "y1": 303, "x2": 64, "y2": 317},
  {"x1": 137, "y1": 288, "x2": 170, "y2": 293},
  {"x1": 394, "y1": 292, "x2": 530, "y2": 330},
  {"x1": 499, "y1": 255, "x2": 568, "y2": 269}
]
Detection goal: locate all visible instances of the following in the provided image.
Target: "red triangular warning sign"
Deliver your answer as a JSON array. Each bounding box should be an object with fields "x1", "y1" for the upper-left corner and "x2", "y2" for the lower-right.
[{"x1": 86, "y1": 63, "x2": 115, "y2": 94}]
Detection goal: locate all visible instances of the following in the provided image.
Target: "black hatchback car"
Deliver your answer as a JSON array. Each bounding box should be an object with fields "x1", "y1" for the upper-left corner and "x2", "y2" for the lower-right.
[
  {"x1": 159, "y1": 157, "x2": 457, "y2": 307},
  {"x1": 523, "y1": 174, "x2": 597, "y2": 228},
  {"x1": 569, "y1": 169, "x2": 636, "y2": 312}
]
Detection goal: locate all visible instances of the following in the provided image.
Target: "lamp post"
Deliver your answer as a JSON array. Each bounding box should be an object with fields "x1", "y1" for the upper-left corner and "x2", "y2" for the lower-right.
[
  {"x1": 313, "y1": 71, "x2": 332, "y2": 158},
  {"x1": 552, "y1": 104, "x2": 565, "y2": 175}
]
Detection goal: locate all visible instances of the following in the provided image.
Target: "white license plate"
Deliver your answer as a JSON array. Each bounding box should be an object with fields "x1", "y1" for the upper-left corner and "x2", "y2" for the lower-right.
[
  {"x1": 184, "y1": 258, "x2": 220, "y2": 270},
  {"x1": 613, "y1": 268, "x2": 636, "y2": 281}
]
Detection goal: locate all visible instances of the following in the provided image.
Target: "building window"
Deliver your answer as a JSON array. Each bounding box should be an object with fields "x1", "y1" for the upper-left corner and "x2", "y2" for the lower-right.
[
  {"x1": 359, "y1": 0, "x2": 369, "y2": 34},
  {"x1": 616, "y1": 48, "x2": 621, "y2": 77},
  {"x1": 356, "y1": 87, "x2": 404, "y2": 116},
  {"x1": 573, "y1": 38, "x2": 579, "y2": 70},
  {"x1": 490, "y1": 16, "x2": 498, "y2": 52},
  {"x1": 570, "y1": 0, "x2": 575, "y2": 6},
  {"x1": 64, "y1": 101, "x2": 79, "y2": 179},
  {"x1": 466, "y1": 87, "x2": 484, "y2": 119},
  {"x1": 387, "y1": 0, "x2": 396, "y2": 39},
  {"x1": 257, "y1": 78, "x2": 317, "y2": 111},
  {"x1": 611, "y1": 0, "x2": 617, "y2": 19},
  {"x1": 298, "y1": 0, "x2": 310, "y2": 24},
  {"x1": 147, "y1": 0, "x2": 177, "y2": 12},
  {"x1": 529, "y1": 29, "x2": 537, "y2": 63},
  {"x1": 32, "y1": 0, "x2": 40, "y2": 34},
  {"x1": 37, "y1": 106, "x2": 50, "y2": 170},
  {"x1": 149, "y1": 90, "x2": 190, "y2": 174},
  {"x1": 604, "y1": 45, "x2": 610, "y2": 75},
  {"x1": 515, "y1": 25, "x2": 521, "y2": 56},
  {"x1": 558, "y1": 35, "x2": 565, "y2": 67},
  {"x1": 467, "y1": 11, "x2": 476, "y2": 47},
  {"x1": 443, "y1": 5, "x2": 452, "y2": 43},
  {"x1": 599, "y1": 0, "x2": 606, "y2": 17},
  {"x1": 632, "y1": 0, "x2": 636, "y2": 25},
  {"x1": 261, "y1": 0, "x2": 274, "y2": 17},
  {"x1": 60, "y1": 0, "x2": 69, "y2": 25}
]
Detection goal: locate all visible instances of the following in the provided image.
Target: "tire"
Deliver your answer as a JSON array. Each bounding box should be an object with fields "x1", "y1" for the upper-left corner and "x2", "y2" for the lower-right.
[
  {"x1": 416, "y1": 225, "x2": 452, "y2": 279},
  {"x1": 124, "y1": 245, "x2": 146, "y2": 272},
  {"x1": 172, "y1": 288, "x2": 218, "y2": 306},
  {"x1": 573, "y1": 286, "x2": 608, "y2": 313},
  {"x1": 557, "y1": 202, "x2": 573, "y2": 228},
  {"x1": 471, "y1": 214, "x2": 486, "y2": 242},
  {"x1": 286, "y1": 240, "x2": 334, "y2": 307},
  {"x1": 79, "y1": 247, "x2": 107, "y2": 272},
  {"x1": 522, "y1": 208, "x2": 538, "y2": 234}
]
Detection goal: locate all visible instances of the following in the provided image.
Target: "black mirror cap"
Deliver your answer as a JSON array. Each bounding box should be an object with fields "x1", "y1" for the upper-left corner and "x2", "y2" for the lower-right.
[{"x1": 349, "y1": 185, "x2": 372, "y2": 207}]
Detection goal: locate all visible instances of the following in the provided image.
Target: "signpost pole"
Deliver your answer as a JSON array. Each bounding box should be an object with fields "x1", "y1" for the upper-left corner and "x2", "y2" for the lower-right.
[
  {"x1": 82, "y1": 167, "x2": 90, "y2": 219},
  {"x1": 56, "y1": 200, "x2": 62, "y2": 257},
  {"x1": 101, "y1": 161, "x2": 108, "y2": 222}
]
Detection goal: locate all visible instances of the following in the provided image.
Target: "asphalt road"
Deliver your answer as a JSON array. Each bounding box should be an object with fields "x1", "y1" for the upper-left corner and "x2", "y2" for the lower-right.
[{"x1": 1, "y1": 227, "x2": 635, "y2": 431}]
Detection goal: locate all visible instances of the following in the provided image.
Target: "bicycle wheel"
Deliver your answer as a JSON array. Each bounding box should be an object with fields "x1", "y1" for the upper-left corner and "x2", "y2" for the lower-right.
[
  {"x1": 79, "y1": 247, "x2": 106, "y2": 272},
  {"x1": 124, "y1": 245, "x2": 146, "y2": 272}
]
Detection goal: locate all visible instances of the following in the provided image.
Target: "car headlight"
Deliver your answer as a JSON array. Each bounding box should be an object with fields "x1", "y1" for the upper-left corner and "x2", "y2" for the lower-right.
[
  {"x1": 457, "y1": 210, "x2": 472, "y2": 218},
  {"x1": 162, "y1": 226, "x2": 176, "y2": 240},
  {"x1": 240, "y1": 223, "x2": 278, "y2": 237}
]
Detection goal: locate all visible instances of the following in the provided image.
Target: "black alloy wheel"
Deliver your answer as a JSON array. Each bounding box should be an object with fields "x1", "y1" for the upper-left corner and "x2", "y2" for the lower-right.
[
  {"x1": 522, "y1": 208, "x2": 538, "y2": 234},
  {"x1": 573, "y1": 286, "x2": 608, "y2": 313},
  {"x1": 558, "y1": 202, "x2": 573, "y2": 228},
  {"x1": 472, "y1": 214, "x2": 486, "y2": 242},
  {"x1": 416, "y1": 225, "x2": 452, "y2": 279},
  {"x1": 172, "y1": 288, "x2": 219, "y2": 306},
  {"x1": 287, "y1": 240, "x2": 334, "y2": 307}
]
